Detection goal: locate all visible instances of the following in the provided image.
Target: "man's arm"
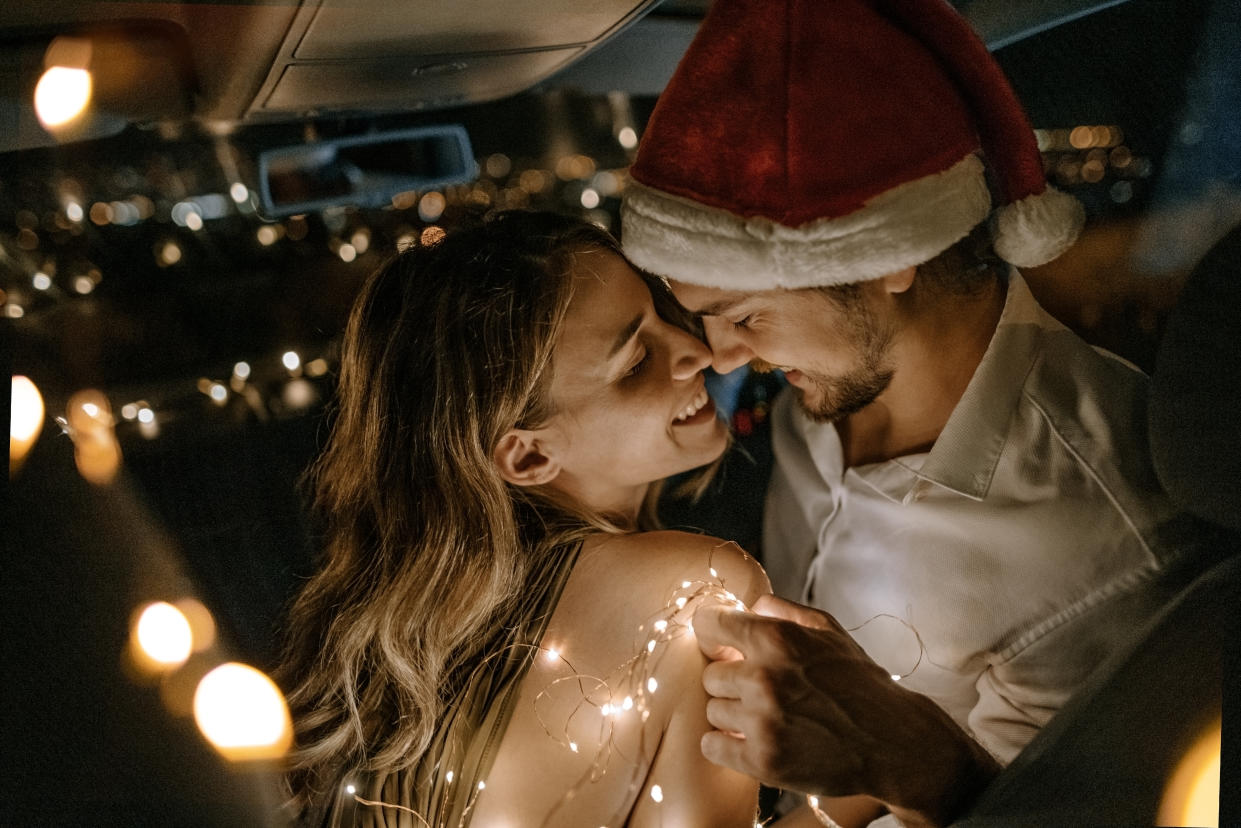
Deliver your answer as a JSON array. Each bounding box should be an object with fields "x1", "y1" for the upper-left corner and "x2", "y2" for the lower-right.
[{"x1": 694, "y1": 595, "x2": 1000, "y2": 827}]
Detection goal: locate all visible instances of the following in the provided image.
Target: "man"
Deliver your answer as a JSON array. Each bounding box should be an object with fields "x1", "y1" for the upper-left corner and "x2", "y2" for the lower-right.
[{"x1": 620, "y1": 0, "x2": 1208, "y2": 825}]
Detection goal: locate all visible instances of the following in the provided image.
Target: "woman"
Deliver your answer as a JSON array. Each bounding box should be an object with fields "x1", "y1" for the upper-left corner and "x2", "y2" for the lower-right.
[{"x1": 279, "y1": 210, "x2": 771, "y2": 827}]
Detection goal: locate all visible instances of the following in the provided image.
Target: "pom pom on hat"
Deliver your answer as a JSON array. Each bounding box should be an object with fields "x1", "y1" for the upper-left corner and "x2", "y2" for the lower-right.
[{"x1": 622, "y1": 0, "x2": 1084, "y2": 290}]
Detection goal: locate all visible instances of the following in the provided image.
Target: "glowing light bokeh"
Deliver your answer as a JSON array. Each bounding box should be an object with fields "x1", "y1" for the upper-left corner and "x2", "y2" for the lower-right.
[
  {"x1": 67, "y1": 389, "x2": 122, "y2": 484},
  {"x1": 193, "y1": 663, "x2": 292, "y2": 761},
  {"x1": 11, "y1": 376, "x2": 45, "y2": 443},
  {"x1": 10, "y1": 376, "x2": 45, "y2": 475},
  {"x1": 175, "y1": 597, "x2": 217, "y2": 652},
  {"x1": 34, "y1": 66, "x2": 92, "y2": 128},
  {"x1": 1158, "y1": 718, "x2": 1220, "y2": 827},
  {"x1": 134, "y1": 602, "x2": 193, "y2": 667}
]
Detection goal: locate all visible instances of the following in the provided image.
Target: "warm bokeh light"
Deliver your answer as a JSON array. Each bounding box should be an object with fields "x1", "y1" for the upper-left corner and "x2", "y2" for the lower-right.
[
  {"x1": 418, "y1": 191, "x2": 446, "y2": 222},
  {"x1": 193, "y1": 663, "x2": 292, "y2": 761},
  {"x1": 282, "y1": 377, "x2": 317, "y2": 410},
  {"x1": 34, "y1": 66, "x2": 93, "y2": 129},
  {"x1": 1158, "y1": 718, "x2": 1220, "y2": 827},
  {"x1": 67, "y1": 389, "x2": 122, "y2": 484},
  {"x1": 156, "y1": 240, "x2": 183, "y2": 267},
  {"x1": 10, "y1": 376, "x2": 45, "y2": 476},
  {"x1": 134, "y1": 601, "x2": 193, "y2": 668},
  {"x1": 175, "y1": 597, "x2": 217, "y2": 653}
]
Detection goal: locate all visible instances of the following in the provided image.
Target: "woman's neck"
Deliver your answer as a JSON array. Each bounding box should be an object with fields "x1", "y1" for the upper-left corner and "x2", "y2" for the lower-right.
[{"x1": 547, "y1": 472, "x2": 648, "y2": 526}]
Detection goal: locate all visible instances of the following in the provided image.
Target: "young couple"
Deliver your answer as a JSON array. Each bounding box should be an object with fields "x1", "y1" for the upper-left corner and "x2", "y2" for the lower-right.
[{"x1": 279, "y1": 0, "x2": 1202, "y2": 825}]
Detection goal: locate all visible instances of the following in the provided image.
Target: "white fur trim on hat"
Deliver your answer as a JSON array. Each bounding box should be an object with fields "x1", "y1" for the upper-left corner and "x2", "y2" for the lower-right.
[
  {"x1": 991, "y1": 185, "x2": 1086, "y2": 268},
  {"x1": 622, "y1": 154, "x2": 992, "y2": 290}
]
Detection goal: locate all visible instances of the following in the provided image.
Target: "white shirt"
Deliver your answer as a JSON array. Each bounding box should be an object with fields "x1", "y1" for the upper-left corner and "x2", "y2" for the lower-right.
[{"x1": 764, "y1": 271, "x2": 1195, "y2": 761}]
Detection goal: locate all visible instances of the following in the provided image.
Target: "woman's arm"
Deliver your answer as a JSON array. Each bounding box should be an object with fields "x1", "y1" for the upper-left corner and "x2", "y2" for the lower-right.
[{"x1": 621, "y1": 531, "x2": 772, "y2": 827}]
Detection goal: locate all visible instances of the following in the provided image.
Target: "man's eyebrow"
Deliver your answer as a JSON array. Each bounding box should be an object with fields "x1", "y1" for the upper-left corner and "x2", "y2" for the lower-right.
[
  {"x1": 608, "y1": 312, "x2": 645, "y2": 359},
  {"x1": 693, "y1": 298, "x2": 744, "y2": 317}
]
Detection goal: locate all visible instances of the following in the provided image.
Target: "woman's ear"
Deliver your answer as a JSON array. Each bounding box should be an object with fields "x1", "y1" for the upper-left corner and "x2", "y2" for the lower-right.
[{"x1": 492, "y1": 429, "x2": 561, "y2": 487}]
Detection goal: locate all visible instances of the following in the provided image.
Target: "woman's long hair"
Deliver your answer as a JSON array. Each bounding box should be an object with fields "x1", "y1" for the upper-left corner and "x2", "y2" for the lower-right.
[{"x1": 278, "y1": 212, "x2": 654, "y2": 817}]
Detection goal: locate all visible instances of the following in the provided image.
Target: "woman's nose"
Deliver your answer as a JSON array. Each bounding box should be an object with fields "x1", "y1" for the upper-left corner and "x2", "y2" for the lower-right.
[
  {"x1": 701, "y1": 316, "x2": 752, "y2": 375},
  {"x1": 668, "y1": 325, "x2": 713, "y2": 381}
]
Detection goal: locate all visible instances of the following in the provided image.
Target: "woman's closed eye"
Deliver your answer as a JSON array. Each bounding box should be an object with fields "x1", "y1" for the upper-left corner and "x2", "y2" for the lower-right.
[
  {"x1": 624, "y1": 348, "x2": 651, "y2": 378},
  {"x1": 730, "y1": 314, "x2": 755, "y2": 330}
]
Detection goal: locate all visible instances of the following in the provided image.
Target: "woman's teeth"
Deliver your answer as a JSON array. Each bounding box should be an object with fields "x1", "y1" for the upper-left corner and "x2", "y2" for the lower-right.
[{"x1": 675, "y1": 389, "x2": 710, "y2": 422}]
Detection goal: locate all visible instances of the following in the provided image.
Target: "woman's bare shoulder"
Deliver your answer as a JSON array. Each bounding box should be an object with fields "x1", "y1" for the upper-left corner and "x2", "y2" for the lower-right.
[
  {"x1": 626, "y1": 530, "x2": 768, "y2": 599},
  {"x1": 571, "y1": 530, "x2": 771, "y2": 616}
]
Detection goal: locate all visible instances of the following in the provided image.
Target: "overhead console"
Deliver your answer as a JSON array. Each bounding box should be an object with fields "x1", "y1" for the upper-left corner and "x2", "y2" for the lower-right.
[{"x1": 248, "y1": 0, "x2": 659, "y2": 118}]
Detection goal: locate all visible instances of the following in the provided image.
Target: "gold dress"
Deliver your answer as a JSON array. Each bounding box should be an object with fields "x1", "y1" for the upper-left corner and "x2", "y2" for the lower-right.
[{"x1": 324, "y1": 541, "x2": 582, "y2": 827}]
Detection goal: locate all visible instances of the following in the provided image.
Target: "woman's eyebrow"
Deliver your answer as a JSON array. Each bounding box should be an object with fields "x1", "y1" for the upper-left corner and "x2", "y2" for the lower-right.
[{"x1": 608, "y1": 312, "x2": 645, "y2": 359}]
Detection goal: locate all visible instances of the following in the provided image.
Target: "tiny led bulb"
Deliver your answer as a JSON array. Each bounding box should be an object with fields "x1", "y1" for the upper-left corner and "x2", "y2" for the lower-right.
[
  {"x1": 650, "y1": 784, "x2": 663, "y2": 803},
  {"x1": 546, "y1": 648, "x2": 560, "y2": 662}
]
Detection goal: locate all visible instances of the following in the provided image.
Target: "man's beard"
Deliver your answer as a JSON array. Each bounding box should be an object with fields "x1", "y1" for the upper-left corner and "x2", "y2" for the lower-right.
[
  {"x1": 753, "y1": 301, "x2": 895, "y2": 423},
  {"x1": 794, "y1": 362, "x2": 893, "y2": 423}
]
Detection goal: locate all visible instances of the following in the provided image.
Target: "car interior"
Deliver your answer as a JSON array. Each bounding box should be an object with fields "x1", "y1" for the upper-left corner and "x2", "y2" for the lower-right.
[{"x1": 2, "y1": 0, "x2": 1236, "y2": 824}]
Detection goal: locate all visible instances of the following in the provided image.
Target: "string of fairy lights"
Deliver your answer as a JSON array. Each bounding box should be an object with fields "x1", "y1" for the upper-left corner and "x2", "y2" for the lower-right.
[{"x1": 331, "y1": 539, "x2": 932, "y2": 828}]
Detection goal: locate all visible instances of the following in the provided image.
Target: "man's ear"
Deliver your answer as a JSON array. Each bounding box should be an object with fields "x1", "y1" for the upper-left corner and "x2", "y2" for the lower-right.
[
  {"x1": 881, "y1": 265, "x2": 917, "y2": 294},
  {"x1": 492, "y1": 429, "x2": 561, "y2": 487}
]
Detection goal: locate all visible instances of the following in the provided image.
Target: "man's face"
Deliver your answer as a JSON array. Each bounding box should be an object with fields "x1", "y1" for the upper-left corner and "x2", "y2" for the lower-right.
[{"x1": 668, "y1": 279, "x2": 896, "y2": 423}]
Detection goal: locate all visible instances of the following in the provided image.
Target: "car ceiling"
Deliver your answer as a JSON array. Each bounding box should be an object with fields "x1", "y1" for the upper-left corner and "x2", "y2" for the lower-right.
[{"x1": 0, "y1": 0, "x2": 1132, "y2": 155}]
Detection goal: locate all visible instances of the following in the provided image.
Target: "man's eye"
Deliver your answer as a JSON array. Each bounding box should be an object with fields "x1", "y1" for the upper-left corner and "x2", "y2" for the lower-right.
[{"x1": 625, "y1": 350, "x2": 651, "y2": 377}]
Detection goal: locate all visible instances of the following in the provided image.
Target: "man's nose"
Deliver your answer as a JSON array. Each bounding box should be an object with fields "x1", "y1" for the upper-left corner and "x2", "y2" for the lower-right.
[
  {"x1": 702, "y1": 317, "x2": 752, "y2": 375},
  {"x1": 669, "y1": 325, "x2": 713, "y2": 381}
]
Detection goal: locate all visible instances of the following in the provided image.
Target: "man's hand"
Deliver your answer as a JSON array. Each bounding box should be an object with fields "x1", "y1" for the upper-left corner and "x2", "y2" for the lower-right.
[{"x1": 693, "y1": 595, "x2": 999, "y2": 827}]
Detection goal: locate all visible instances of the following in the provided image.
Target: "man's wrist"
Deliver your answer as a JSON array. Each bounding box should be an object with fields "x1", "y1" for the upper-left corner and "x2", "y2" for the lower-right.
[
  {"x1": 879, "y1": 695, "x2": 1001, "y2": 827},
  {"x1": 886, "y1": 748, "x2": 998, "y2": 827}
]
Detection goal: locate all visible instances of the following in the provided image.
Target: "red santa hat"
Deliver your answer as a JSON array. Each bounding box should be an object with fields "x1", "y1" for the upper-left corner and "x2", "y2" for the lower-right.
[{"x1": 621, "y1": 0, "x2": 1084, "y2": 290}]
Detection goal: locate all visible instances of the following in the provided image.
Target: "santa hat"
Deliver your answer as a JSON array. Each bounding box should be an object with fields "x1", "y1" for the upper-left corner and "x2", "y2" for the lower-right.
[{"x1": 621, "y1": 0, "x2": 1084, "y2": 290}]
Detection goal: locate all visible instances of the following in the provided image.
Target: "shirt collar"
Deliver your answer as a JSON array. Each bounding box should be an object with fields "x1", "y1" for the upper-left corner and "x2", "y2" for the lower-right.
[{"x1": 913, "y1": 269, "x2": 1061, "y2": 501}]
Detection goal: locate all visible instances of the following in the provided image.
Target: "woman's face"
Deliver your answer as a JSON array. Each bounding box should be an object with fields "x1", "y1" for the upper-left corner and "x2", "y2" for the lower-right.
[{"x1": 536, "y1": 248, "x2": 727, "y2": 516}]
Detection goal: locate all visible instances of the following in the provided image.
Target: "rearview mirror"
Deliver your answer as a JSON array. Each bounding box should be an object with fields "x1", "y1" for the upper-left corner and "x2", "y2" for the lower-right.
[{"x1": 256, "y1": 125, "x2": 477, "y2": 217}]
